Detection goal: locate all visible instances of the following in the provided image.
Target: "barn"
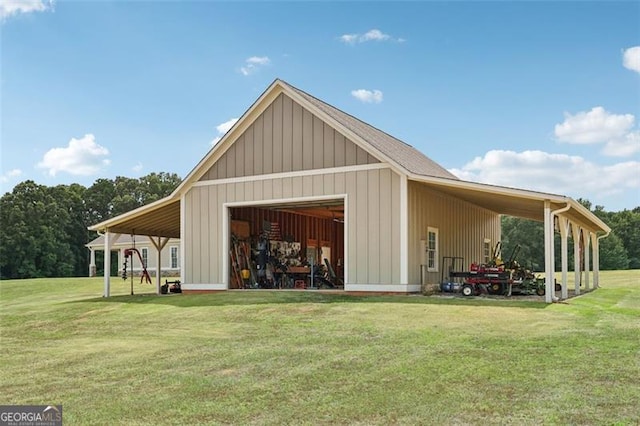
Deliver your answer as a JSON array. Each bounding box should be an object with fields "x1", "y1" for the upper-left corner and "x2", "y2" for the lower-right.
[{"x1": 89, "y1": 79, "x2": 610, "y2": 303}]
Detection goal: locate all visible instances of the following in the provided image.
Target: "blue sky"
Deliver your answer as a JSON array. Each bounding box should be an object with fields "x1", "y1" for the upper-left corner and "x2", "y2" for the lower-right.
[{"x1": 1, "y1": 1, "x2": 639, "y2": 211}]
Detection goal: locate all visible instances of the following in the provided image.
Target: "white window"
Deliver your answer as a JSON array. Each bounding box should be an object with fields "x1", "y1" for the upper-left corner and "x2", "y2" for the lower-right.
[
  {"x1": 141, "y1": 248, "x2": 148, "y2": 268},
  {"x1": 170, "y1": 246, "x2": 179, "y2": 269},
  {"x1": 483, "y1": 239, "x2": 491, "y2": 264},
  {"x1": 427, "y1": 227, "x2": 438, "y2": 272}
]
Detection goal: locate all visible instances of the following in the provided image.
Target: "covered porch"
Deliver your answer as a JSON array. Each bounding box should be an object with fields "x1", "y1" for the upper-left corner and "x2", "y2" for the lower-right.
[{"x1": 413, "y1": 175, "x2": 611, "y2": 303}]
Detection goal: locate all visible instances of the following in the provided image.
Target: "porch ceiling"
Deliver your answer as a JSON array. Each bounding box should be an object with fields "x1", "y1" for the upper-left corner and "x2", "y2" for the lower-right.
[{"x1": 89, "y1": 198, "x2": 181, "y2": 238}]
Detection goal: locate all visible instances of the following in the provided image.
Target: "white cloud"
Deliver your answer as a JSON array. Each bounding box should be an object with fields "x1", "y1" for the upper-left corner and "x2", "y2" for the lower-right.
[
  {"x1": 0, "y1": 169, "x2": 22, "y2": 183},
  {"x1": 361, "y1": 29, "x2": 390, "y2": 42},
  {"x1": 37, "y1": 134, "x2": 110, "y2": 176},
  {"x1": 132, "y1": 162, "x2": 143, "y2": 173},
  {"x1": 240, "y1": 56, "x2": 270, "y2": 76},
  {"x1": 623, "y1": 46, "x2": 640, "y2": 73},
  {"x1": 339, "y1": 28, "x2": 402, "y2": 44},
  {"x1": 0, "y1": 0, "x2": 53, "y2": 19},
  {"x1": 351, "y1": 89, "x2": 383, "y2": 104},
  {"x1": 604, "y1": 131, "x2": 640, "y2": 157},
  {"x1": 449, "y1": 150, "x2": 640, "y2": 200},
  {"x1": 211, "y1": 117, "x2": 239, "y2": 145},
  {"x1": 554, "y1": 106, "x2": 640, "y2": 157},
  {"x1": 216, "y1": 117, "x2": 239, "y2": 134}
]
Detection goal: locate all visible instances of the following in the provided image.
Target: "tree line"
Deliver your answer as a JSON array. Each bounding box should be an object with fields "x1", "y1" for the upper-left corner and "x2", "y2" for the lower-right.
[
  {"x1": 0, "y1": 172, "x2": 181, "y2": 279},
  {"x1": 1, "y1": 175, "x2": 638, "y2": 279}
]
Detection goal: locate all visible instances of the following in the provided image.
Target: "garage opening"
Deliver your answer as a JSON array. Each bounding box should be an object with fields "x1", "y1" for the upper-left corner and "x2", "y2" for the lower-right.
[{"x1": 227, "y1": 198, "x2": 345, "y2": 290}]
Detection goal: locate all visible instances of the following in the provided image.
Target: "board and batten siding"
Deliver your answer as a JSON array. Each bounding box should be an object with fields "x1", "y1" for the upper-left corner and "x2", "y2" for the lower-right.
[
  {"x1": 184, "y1": 168, "x2": 402, "y2": 287},
  {"x1": 408, "y1": 181, "x2": 501, "y2": 286},
  {"x1": 200, "y1": 93, "x2": 379, "y2": 181}
]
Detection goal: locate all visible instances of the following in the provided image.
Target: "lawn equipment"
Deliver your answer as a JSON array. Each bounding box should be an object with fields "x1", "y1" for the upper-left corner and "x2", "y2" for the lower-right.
[{"x1": 446, "y1": 243, "x2": 547, "y2": 297}]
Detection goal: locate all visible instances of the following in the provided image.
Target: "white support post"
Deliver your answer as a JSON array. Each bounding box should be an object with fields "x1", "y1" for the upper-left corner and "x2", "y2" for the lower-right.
[
  {"x1": 102, "y1": 232, "x2": 121, "y2": 297},
  {"x1": 560, "y1": 217, "x2": 569, "y2": 300},
  {"x1": 180, "y1": 195, "x2": 186, "y2": 285},
  {"x1": 572, "y1": 224, "x2": 581, "y2": 295},
  {"x1": 544, "y1": 201, "x2": 554, "y2": 303},
  {"x1": 89, "y1": 248, "x2": 96, "y2": 277},
  {"x1": 104, "y1": 232, "x2": 111, "y2": 297},
  {"x1": 591, "y1": 233, "x2": 599, "y2": 288},
  {"x1": 583, "y1": 229, "x2": 591, "y2": 290}
]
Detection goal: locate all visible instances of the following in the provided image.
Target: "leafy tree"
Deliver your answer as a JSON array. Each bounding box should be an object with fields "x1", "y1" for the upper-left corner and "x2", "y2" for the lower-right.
[
  {"x1": 598, "y1": 232, "x2": 629, "y2": 270},
  {"x1": 500, "y1": 216, "x2": 545, "y2": 271},
  {"x1": 1, "y1": 172, "x2": 181, "y2": 279}
]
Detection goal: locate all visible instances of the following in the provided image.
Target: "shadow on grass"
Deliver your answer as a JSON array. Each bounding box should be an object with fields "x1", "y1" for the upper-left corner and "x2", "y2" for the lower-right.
[{"x1": 73, "y1": 290, "x2": 549, "y2": 310}]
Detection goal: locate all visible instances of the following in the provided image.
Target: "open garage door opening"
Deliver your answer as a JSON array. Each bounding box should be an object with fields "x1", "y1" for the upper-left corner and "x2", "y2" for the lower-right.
[{"x1": 227, "y1": 198, "x2": 345, "y2": 290}]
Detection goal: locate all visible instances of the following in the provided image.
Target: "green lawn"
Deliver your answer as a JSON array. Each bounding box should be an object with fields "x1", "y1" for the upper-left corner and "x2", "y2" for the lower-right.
[{"x1": 1, "y1": 271, "x2": 639, "y2": 425}]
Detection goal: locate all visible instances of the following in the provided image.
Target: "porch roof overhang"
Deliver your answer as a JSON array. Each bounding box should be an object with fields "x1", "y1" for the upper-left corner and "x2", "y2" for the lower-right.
[
  {"x1": 88, "y1": 196, "x2": 181, "y2": 238},
  {"x1": 410, "y1": 174, "x2": 611, "y2": 234}
]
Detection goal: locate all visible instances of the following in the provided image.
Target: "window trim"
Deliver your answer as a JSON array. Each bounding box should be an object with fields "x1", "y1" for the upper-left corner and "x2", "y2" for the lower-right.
[
  {"x1": 170, "y1": 246, "x2": 179, "y2": 269},
  {"x1": 426, "y1": 227, "x2": 439, "y2": 273},
  {"x1": 141, "y1": 248, "x2": 148, "y2": 268},
  {"x1": 483, "y1": 238, "x2": 491, "y2": 265}
]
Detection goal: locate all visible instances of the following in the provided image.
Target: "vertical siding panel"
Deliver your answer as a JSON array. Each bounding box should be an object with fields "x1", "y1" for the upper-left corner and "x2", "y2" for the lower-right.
[
  {"x1": 244, "y1": 125, "x2": 254, "y2": 176},
  {"x1": 346, "y1": 171, "x2": 358, "y2": 283},
  {"x1": 345, "y1": 138, "x2": 356, "y2": 165},
  {"x1": 226, "y1": 145, "x2": 236, "y2": 178},
  {"x1": 185, "y1": 191, "x2": 192, "y2": 283},
  {"x1": 263, "y1": 105, "x2": 273, "y2": 174},
  {"x1": 282, "y1": 177, "x2": 293, "y2": 198},
  {"x1": 334, "y1": 133, "x2": 346, "y2": 167},
  {"x1": 253, "y1": 116, "x2": 264, "y2": 175},
  {"x1": 234, "y1": 135, "x2": 245, "y2": 177},
  {"x1": 367, "y1": 169, "x2": 380, "y2": 284},
  {"x1": 209, "y1": 185, "x2": 218, "y2": 283},
  {"x1": 200, "y1": 187, "x2": 209, "y2": 282},
  {"x1": 273, "y1": 178, "x2": 283, "y2": 200},
  {"x1": 273, "y1": 95, "x2": 283, "y2": 173},
  {"x1": 218, "y1": 148, "x2": 227, "y2": 179},
  {"x1": 282, "y1": 95, "x2": 293, "y2": 172},
  {"x1": 253, "y1": 180, "x2": 263, "y2": 201},
  {"x1": 191, "y1": 189, "x2": 201, "y2": 283},
  {"x1": 391, "y1": 172, "x2": 401, "y2": 284},
  {"x1": 323, "y1": 174, "x2": 334, "y2": 196},
  {"x1": 302, "y1": 176, "x2": 313, "y2": 197},
  {"x1": 356, "y1": 170, "x2": 369, "y2": 283},
  {"x1": 244, "y1": 181, "x2": 253, "y2": 202},
  {"x1": 356, "y1": 146, "x2": 369, "y2": 165},
  {"x1": 292, "y1": 102, "x2": 303, "y2": 171},
  {"x1": 379, "y1": 169, "x2": 392, "y2": 284},
  {"x1": 313, "y1": 175, "x2": 323, "y2": 196},
  {"x1": 323, "y1": 123, "x2": 334, "y2": 168},
  {"x1": 313, "y1": 116, "x2": 324, "y2": 169},
  {"x1": 292, "y1": 175, "x2": 303, "y2": 197},
  {"x1": 302, "y1": 109, "x2": 313, "y2": 169},
  {"x1": 334, "y1": 172, "x2": 345, "y2": 193},
  {"x1": 263, "y1": 180, "x2": 273, "y2": 200}
]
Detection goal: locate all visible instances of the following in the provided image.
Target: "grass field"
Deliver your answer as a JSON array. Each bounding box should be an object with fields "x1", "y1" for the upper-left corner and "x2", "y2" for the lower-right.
[{"x1": 1, "y1": 271, "x2": 639, "y2": 425}]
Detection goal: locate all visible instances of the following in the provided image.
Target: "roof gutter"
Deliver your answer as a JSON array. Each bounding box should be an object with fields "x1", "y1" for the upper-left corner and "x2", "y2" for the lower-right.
[{"x1": 551, "y1": 201, "x2": 571, "y2": 217}]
